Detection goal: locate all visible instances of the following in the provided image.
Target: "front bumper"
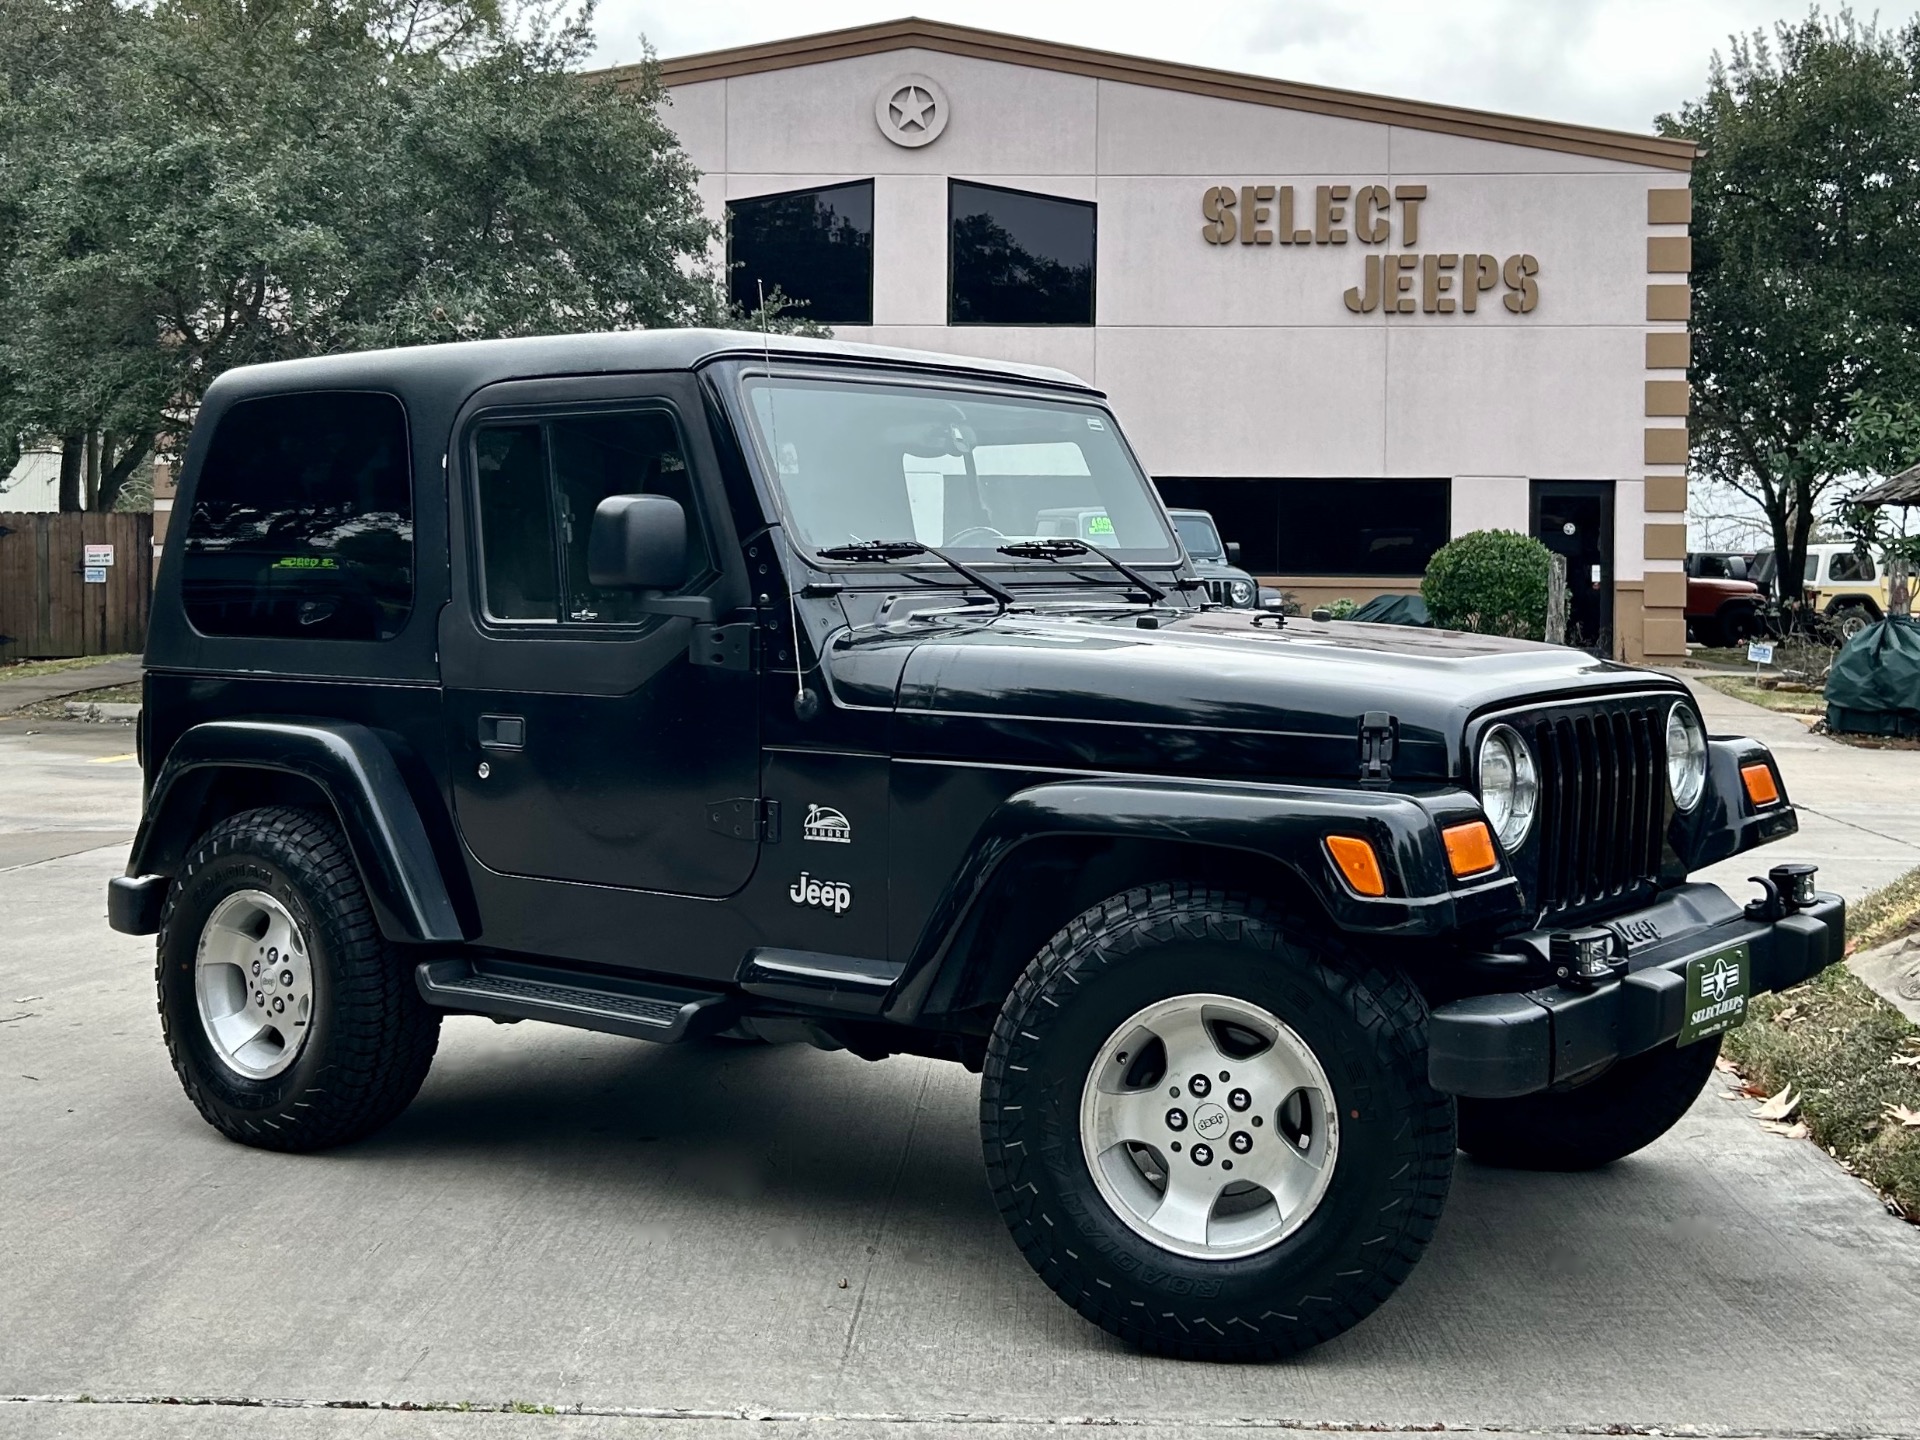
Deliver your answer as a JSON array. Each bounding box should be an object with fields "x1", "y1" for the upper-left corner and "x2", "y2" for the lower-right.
[{"x1": 1429, "y1": 880, "x2": 1845, "y2": 1098}]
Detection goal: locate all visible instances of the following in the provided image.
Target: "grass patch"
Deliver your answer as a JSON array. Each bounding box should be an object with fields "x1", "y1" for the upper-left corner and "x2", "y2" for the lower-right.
[
  {"x1": 13, "y1": 682, "x2": 142, "y2": 721},
  {"x1": 1850, "y1": 865, "x2": 1920, "y2": 953},
  {"x1": 1726, "y1": 946, "x2": 1920, "y2": 1219},
  {"x1": 1697, "y1": 673, "x2": 1824, "y2": 715},
  {"x1": 0, "y1": 654, "x2": 136, "y2": 682}
]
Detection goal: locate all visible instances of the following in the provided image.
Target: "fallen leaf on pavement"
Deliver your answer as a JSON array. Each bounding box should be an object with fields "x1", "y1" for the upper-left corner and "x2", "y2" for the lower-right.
[
  {"x1": 1754, "y1": 1083, "x2": 1800, "y2": 1121},
  {"x1": 1714, "y1": 1056, "x2": 1739, "y2": 1074},
  {"x1": 1762, "y1": 1120, "x2": 1810, "y2": 1139},
  {"x1": 1884, "y1": 1103, "x2": 1920, "y2": 1129}
]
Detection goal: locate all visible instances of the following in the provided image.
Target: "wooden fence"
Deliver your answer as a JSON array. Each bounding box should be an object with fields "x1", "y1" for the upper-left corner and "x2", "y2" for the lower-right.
[{"x1": 0, "y1": 512, "x2": 153, "y2": 660}]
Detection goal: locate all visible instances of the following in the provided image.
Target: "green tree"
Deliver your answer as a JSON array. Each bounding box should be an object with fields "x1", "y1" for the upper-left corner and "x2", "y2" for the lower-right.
[
  {"x1": 1656, "y1": 11, "x2": 1920, "y2": 618},
  {"x1": 0, "y1": 0, "x2": 754, "y2": 511}
]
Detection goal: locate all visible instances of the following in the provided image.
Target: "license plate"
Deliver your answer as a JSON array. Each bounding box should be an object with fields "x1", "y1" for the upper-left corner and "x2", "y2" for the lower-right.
[{"x1": 1679, "y1": 943, "x2": 1752, "y2": 1046}]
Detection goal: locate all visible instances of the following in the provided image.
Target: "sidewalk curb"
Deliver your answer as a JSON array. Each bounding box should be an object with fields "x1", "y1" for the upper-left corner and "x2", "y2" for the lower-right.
[{"x1": 61, "y1": 701, "x2": 140, "y2": 724}]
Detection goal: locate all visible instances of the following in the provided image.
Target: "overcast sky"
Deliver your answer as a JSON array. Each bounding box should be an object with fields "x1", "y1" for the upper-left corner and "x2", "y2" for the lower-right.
[{"x1": 588, "y1": 1, "x2": 1920, "y2": 136}]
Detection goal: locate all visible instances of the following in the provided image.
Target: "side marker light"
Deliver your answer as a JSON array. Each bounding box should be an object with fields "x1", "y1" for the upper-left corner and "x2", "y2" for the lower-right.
[{"x1": 1325, "y1": 835, "x2": 1386, "y2": 897}]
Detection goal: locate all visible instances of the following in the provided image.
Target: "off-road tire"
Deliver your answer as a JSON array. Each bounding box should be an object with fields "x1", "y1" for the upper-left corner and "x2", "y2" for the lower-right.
[
  {"x1": 157, "y1": 806, "x2": 440, "y2": 1151},
  {"x1": 1828, "y1": 604, "x2": 1875, "y2": 641},
  {"x1": 1456, "y1": 1035, "x2": 1721, "y2": 1171},
  {"x1": 980, "y1": 883, "x2": 1455, "y2": 1361},
  {"x1": 1718, "y1": 602, "x2": 1758, "y2": 647}
]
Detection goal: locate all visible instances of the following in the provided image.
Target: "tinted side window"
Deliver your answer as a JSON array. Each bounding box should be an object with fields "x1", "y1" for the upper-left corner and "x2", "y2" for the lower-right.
[
  {"x1": 182, "y1": 392, "x2": 412, "y2": 641},
  {"x1": 949, "y1": 181, "x2": 1096, "y2": 326},
  {"x1": 727, "y1": 181, "x2": 874, "y2": 324},
  {"x1": 1830, "y1": 550, "x2": 1875, "y2": 582},
  {"x1": 474, "y1": 410, "x2": 709, "y2": 626}
]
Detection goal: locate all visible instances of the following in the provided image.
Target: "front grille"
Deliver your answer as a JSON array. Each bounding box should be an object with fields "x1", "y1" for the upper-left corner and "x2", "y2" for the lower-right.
[
  {"x1": 1506, "y1": 697, "x2": 1670, "y2": 917},
  {"x1": 1204, "y1": 578, "x2": 1240, "y2": 606}
]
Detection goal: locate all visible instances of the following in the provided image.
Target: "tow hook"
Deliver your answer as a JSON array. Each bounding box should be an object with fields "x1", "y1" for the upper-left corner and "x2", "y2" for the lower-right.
[{"x1": 1745, "y1": 863, "x2": 1819, "y2": 922}]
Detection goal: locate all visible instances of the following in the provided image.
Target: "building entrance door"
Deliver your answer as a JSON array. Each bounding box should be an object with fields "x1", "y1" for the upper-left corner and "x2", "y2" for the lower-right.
[{"x1": 1530, "y1": 480, "x2": 1615, "y2": 652}]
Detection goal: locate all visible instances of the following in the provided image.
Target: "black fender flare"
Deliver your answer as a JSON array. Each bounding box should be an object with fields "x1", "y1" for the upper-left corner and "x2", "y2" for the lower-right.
[
  {"x1": 884, "y1": 775, "x2": 1524, "y2": 1022},
  {"x1": 119, "y1": 718, "x2": 467, "y2": 944}
]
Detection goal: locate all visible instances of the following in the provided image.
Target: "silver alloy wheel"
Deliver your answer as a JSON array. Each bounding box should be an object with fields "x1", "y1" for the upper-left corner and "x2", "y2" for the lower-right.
[
  {"x1": 194, "y1": 889, "x2": 315, "y2": 1080},
  {"x1": 1079, "y1": 992, "x2": 1340, "y2": 1260}
]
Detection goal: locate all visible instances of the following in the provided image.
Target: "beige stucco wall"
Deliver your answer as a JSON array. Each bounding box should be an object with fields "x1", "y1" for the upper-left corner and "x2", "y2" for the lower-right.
[{"x1": 663, "y1": 48, "x2": 1688, "y2": 659}]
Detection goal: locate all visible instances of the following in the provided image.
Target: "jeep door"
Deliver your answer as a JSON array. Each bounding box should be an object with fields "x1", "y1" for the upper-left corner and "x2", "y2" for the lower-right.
[{"x1": 439, "y1": 374, "x2": 760, "y2": 898}]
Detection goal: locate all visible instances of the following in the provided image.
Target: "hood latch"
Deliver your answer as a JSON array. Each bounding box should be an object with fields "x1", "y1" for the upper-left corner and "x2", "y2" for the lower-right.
[{"x1": 1358, "y1": 711, "x2": 1398, "y2": 789}]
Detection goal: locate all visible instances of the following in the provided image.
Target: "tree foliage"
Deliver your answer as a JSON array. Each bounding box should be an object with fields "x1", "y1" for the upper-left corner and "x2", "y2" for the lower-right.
[
  {"x1": 0, "y1": 0, "x2": 754, "y2": 509},
  {"x1": 1422, "y1": 529, "x2": 1553, "y2": 641},
  {"x1": 1656, "y1": 11, "x2": 1920, "y2": 611}
]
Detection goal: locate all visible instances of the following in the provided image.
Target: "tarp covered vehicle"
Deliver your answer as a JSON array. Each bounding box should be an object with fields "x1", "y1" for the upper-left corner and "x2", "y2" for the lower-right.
[{"x1": 1826, "y1": 615, "x2": 1920, "y2": 737}]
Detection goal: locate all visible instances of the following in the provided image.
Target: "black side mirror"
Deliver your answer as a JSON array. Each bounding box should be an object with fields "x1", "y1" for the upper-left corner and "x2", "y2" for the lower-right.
[
  {"x1": 589, "y1": 494, "x2": 687, "y2": 591},
  {"x1": 587, "y1": 494, "x2": 714, "y2": 622},
  {"x1": 1225, "y1": 541, "x2": 1242, "y2": 565}
]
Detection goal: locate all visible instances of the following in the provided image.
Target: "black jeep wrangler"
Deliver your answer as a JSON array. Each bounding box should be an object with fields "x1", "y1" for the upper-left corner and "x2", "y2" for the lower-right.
[{"x1": 111, "y1": 330, "x2": 1840, "y2": 1361}]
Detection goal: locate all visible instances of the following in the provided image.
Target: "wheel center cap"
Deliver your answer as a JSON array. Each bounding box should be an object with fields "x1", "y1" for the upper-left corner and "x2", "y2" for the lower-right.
[{"x1": 1193, "y1": 1102, "x2": 1229, "y2": 1140}]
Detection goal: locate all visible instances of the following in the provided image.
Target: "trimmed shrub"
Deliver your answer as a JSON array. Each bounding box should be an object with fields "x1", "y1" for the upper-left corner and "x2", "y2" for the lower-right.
[{"x1": 1422, "y1": 529, "x2": 1553, "y2": 640}]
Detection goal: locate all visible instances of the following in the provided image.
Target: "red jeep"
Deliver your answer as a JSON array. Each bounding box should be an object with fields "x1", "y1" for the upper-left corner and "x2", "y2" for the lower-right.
[{"x1": 1685, "y1": 552, "x2": 1763, "y2": 648}]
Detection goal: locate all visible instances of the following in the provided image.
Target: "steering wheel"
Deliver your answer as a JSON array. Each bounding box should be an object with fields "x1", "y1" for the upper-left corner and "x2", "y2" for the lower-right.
[{"x1": 946, "y1": 525, "x2": 1008, "y2": 548}]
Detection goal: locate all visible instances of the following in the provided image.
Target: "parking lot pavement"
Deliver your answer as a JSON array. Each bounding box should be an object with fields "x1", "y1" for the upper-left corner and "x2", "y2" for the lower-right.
[
  {"x1": 5, "y1": 724, "x2": 1920, "y2": 1440},
  {"x1": 1685, "y1": 677, "x2": 1920, "y2": 903}
]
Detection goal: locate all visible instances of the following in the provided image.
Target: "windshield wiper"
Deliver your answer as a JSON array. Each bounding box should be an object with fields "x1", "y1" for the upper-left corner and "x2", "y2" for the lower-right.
[
  {"x1": 816, "y1": 540, "x2": 1015, "y2": 610},
  {"x1": 997, "y1": 538, "x2": 1170, "y2": 604}
]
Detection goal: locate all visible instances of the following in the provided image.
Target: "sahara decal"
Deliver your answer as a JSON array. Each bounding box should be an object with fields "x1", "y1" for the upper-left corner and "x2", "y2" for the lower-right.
[{"x1": 803, "y1": 804, "x2": 852, "y2": 844}]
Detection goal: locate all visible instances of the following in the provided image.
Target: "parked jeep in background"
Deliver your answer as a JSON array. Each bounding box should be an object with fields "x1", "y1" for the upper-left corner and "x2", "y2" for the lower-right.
[
  {"x1": 1684, "y1": 551, "x2": 1764, "y2": 648},
  {"x1": 111, "y1": 331, "x2": 1841, "y2": 1362},
  {"x1": 1754, "y1": 543, "x2": 1888, "y2": 639},
  {"x1": 1164, "y1": 506, "x2": 1263, "y2": 608}
]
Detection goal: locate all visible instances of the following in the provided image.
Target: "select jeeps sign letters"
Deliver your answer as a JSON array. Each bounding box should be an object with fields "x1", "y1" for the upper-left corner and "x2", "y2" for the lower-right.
[{"x1": 1200, "y1": 182, "x2": 1540, "y2": 315}]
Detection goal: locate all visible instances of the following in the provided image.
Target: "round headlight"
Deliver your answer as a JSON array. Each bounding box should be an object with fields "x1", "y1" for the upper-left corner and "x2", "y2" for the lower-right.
[
  {"x1": 1230, "y1": 579, "x2": 1255, "y2": 606},
  {"x1": 1476, "y1": 725, "x2": 1539, "y2": 852},
  {"x1": 1666, "y1": 702, "x2": 1707, "y2": 810}
]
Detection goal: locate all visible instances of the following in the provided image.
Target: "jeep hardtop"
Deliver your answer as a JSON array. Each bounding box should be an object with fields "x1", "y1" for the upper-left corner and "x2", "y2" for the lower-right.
[{"x1": 112, "y1": 329, "x2": 1842, "y2": 1360}]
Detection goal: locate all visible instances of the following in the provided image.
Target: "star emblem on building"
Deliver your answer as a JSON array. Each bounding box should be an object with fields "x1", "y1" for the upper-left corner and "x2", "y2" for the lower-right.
[
  {"x1": 889, "y1": 84, "x2": 935, "y2": 132},
  {"x1": 873, "y1": 74, "x2": 949, "y2": 147}
]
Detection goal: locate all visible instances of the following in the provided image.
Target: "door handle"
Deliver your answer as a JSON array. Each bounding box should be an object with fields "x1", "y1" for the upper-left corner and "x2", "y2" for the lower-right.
[{"x1": 479, "y1": 714, "x2": 526, "y2": 751}]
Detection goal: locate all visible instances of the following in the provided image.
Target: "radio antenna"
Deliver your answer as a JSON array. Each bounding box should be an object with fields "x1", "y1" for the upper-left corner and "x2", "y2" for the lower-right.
[{"x1": 757, "y1": 282, "x2": 810, "y2": 715}]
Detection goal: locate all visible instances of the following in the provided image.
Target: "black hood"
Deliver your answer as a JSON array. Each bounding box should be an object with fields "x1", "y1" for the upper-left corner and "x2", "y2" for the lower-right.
[{"x1": 824, "y1": 606, "x2": 1683, "y2": 783}]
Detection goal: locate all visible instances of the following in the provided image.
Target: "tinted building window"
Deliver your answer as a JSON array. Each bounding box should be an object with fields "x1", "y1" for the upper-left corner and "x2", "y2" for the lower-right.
[
  {"x1": 1154, "y1": 478, "x2": 1451, "y2": 577},
  {"x1": 182, "y1": 391, "x2": 412, "y2": 640},
  {"x1": 949, "y1": 181, "x2": 1095, "y2": 326},
  {"x1": 727, "y1": 181, "x2": 873, "y2": 324}
]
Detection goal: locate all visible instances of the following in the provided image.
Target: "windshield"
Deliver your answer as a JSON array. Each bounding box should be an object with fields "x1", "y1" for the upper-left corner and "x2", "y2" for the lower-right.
[
  {"x1": 742, "y1": 375, "x2": 1178, "y2": 563},
  {"x1": 1171, "y1": 514, "x2": 1223, "y2": 560}
]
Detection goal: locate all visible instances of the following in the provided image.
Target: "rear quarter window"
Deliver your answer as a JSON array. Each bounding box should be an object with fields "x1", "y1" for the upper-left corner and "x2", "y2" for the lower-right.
[{"x1": 181, "y1": 391, "x2": 413, "y2": 641}]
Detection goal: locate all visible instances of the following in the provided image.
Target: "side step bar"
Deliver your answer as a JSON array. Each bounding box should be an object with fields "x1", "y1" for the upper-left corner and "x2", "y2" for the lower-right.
[{"x1": 416, "y1": 959, "x2": 730, "y2": 1044}]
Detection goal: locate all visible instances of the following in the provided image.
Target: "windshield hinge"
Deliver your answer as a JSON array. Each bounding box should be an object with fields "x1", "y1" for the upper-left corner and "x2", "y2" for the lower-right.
[
  {"x1": 1358, "y1": 711, "x2": 1398, "y2": 789},
  {"x1": 692, "y1": 621, "x2": 757, "y2": 671},
  {"x1": 707, "y1": 797, "x2": 780, "y2": 843}
]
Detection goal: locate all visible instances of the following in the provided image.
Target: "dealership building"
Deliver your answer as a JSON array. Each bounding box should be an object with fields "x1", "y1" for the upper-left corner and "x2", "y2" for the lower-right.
[{"x1": 610, "y1": 19, "x2": 1697, "y2": 660}]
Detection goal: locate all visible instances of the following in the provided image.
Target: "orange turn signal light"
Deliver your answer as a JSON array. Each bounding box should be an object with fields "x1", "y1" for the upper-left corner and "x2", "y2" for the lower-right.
[
  {"x1": 1442, "y1": 820, "x2": 1499, "y2": 878},
  {"x1": 1326, "y1": 835, "x2": 1386, "y2": 897},
  {"x1": 1741, "y1": 762, "x2": 1781, "y2": 807}
]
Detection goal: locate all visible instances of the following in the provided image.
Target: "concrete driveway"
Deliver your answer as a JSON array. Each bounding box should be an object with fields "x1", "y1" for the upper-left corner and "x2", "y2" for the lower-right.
[
  {"x1": 1685, "y1": 674, "x2": 1920, "y2": 903},
  {"x1": 4, "y1": 706, "x2": 1920, "y2": 1440}
]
